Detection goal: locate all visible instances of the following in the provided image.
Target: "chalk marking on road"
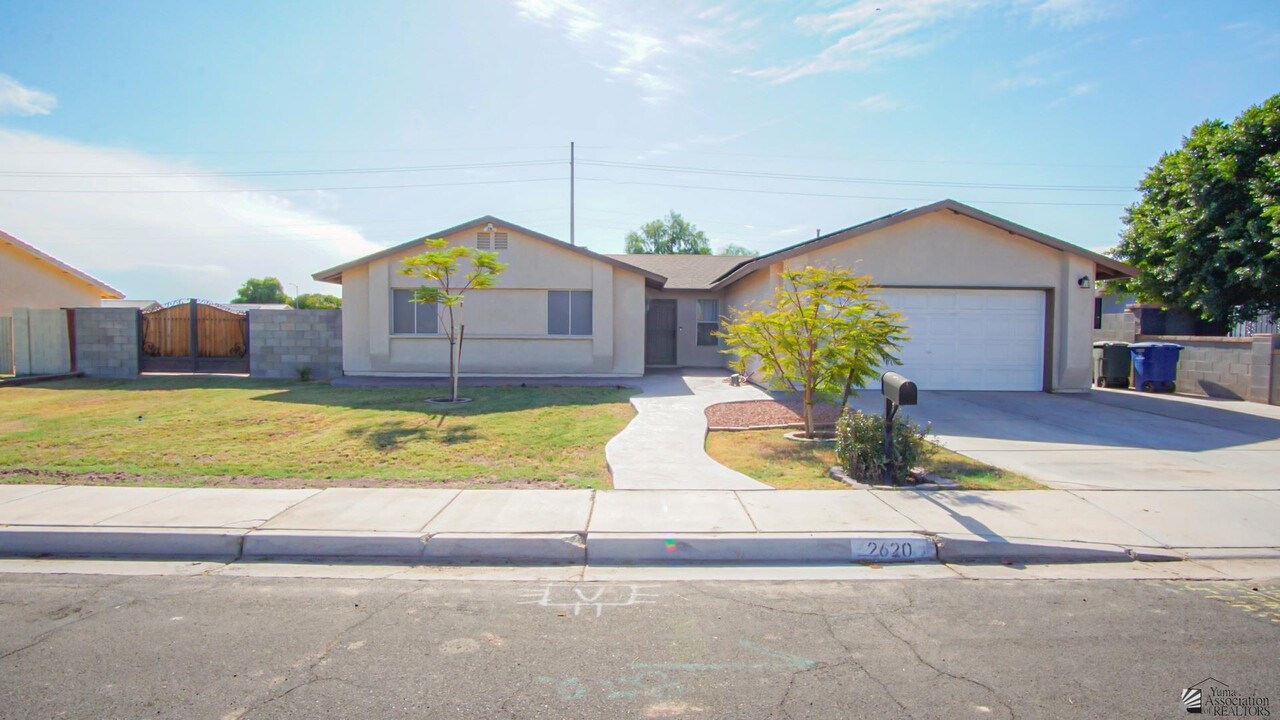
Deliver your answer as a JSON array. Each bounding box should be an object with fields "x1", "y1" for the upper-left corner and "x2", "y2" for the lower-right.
[
  {"x1": 518, "y1": 583, "x2": 659, "y2": 617},
  {"x1": 631, "y1": 640, "x2": 818, "y2": 673},
  {"x1": 1186, "y1": 582, "x2": 1280, "y2": 624}
]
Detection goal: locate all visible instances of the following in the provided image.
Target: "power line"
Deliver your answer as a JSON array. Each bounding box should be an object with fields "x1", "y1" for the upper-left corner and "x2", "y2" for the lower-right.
[
  {"x1": 577, "y1": 176, "x2": 1129, "y2": 207},
  {"x1": 578, "y1": 159, "x2": 1134, "y2": 192},
  {"x1": 0, "y1": 159, "x2": 562, "y2": 179},
  {"x1": 0, "y1": 176, "x2": 567, "y2": 194},
  {"x1": 583, "y1": 145, "x2": 1144, "y2": 170}
]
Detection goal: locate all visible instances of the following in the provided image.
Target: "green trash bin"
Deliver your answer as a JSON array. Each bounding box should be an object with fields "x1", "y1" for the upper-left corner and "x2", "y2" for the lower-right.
[{"x1": 1092, "y1": 341, "x2": 1131, "y2": 388}]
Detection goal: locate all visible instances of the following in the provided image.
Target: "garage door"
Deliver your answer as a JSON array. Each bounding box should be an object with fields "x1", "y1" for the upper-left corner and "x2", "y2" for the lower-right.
[{"x1": 875, "y1": 288, "x2": 1046, "y2": 391}]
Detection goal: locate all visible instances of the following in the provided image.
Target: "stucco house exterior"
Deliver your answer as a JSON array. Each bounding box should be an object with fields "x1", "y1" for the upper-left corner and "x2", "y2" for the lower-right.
[
  {"x1": 0, "y1": 230, "x2": 124, "y2": 317},
  {"x1": 314, "y1": 200, "x2": 1135, "y2": 391}
]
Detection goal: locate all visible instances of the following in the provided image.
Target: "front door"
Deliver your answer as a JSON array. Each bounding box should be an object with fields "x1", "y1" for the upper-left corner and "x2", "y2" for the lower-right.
[{"x1": 645, "y1": 299, "x2": 677, "y2": 366}]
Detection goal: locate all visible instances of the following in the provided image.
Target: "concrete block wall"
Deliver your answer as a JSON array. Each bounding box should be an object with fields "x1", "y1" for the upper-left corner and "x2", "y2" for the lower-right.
[
  {"x1": 12, "y1": 308, "x2": 70, "y2": 375},
  {"x1": 1140, "y1": 336, "x2": 1254, "y2": 399},
  {"x1": 73, "y1": 308, "x2": 139, "y2": 378},
  {"x1": 1092, "y1": 312, "x2": 1138, "y2": 343},
  {"x1": 249, "y1": 309, "x2": 342, "y2": 379}
]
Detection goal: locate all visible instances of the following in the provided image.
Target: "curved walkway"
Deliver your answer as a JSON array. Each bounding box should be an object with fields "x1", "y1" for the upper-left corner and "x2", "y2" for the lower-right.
[{"x1": 607, "y1": 370, "x2": 774, "y2": 490}]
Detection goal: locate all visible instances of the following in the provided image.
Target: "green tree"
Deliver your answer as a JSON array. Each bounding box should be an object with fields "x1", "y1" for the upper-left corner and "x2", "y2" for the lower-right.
[
  {"x1": 293, "y1": 293, "x2": 342, "y2": 309},
  {"x1": 398, "y1": 238, "x2": 506, "y2": 402},
  {"x1": 1113, "y1": 92, "x2": 1280, "y2": 325},
  {"x1": 718, "y1": 243, "x2": 758, "y2": 257},
  {"x1": 624, "y1": 211, "x2": 711, "y2": 254},
  {"x1": 231, "y1": 277, "x2": 289, "y2": 305},
  {"x1": 716, "y1": 266, "x2": 907, "y2": 439}
]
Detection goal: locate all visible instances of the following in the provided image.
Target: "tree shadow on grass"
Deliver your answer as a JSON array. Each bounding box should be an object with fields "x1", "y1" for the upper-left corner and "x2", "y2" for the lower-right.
[{"x1": 347, "y1": 419, "x2": 479, "y2": 450}]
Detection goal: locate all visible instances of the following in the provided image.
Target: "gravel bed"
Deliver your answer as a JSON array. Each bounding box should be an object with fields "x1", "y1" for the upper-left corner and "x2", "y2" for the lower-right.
[{"x1": 705, "y1": 399, "x2": 844, "y2": 429}]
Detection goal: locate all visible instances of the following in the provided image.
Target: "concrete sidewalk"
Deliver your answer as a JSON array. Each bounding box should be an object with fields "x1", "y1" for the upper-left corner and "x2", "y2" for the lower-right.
[{"x1": 1, "y1": 484, "x2": 1276, "y2": 565}]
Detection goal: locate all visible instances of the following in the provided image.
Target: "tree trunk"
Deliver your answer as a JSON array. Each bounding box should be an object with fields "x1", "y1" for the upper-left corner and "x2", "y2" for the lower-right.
[
  {"x1": 803, "y1": 386, "x2": 815, "y2": 438},
  {"x1": 839, "y1": 366, "x2": 857, "y2": 413},
  {"x1": 453, "y1": 324, "x2": 466, "y2": 403},
  {"x1": 448, "y1": 324, "x2": 458, "y2": 403}
]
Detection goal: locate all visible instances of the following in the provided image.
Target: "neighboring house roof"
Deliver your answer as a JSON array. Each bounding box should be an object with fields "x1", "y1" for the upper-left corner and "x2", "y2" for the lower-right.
[
  {"x1": 103, "y1": 299, "x2": 162, "y2": 311},
  {"x1": 228, "y1": 303, "x2": 292, "y2": 311},
  {"x1": 604, "y1": 253, "x2": 747, "y2": 291},
  {"x1": 0, "y1": 230, "x2": 125, "y2": 299},
  {"x1": 710, "y1": 199, "x2": 1138, "y2": 288},
  {"x1": 312, "y1": 215, "x2": 668, "y2": 286}
]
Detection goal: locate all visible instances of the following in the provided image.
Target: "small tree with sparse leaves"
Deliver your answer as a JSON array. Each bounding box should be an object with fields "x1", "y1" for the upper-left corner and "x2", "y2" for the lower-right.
[
  {"x1": 716, "y1": 266, "x2": 907, "y2": 438},
  {"x1": 398, "y1": 238, "x2": 506, "y2": 402}
]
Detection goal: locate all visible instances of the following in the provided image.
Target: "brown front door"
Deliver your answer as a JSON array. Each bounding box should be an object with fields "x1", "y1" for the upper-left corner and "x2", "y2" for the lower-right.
[{"x1": 645, "y1": 299, "x2": 678, "y2": 366}]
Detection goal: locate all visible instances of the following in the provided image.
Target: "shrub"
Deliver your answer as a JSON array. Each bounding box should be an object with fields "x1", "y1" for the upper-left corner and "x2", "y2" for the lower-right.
[
  {"x1": 835, "y1": 409, "x2": 936, "y2": 485},
  {"x1": 296, "y1": 366, "x2": 312, "y2": 382}
]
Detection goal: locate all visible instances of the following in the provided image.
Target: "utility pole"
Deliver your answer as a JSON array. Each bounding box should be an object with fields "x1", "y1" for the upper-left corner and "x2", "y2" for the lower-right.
[{"x1": 570, "y1": 142, "x2": 576, "y2": 246}]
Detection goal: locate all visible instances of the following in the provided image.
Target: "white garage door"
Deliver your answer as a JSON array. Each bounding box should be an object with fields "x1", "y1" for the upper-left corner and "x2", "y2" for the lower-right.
[{"x1": 875, "y1": 288, "x2": 1046, "y2": 391}]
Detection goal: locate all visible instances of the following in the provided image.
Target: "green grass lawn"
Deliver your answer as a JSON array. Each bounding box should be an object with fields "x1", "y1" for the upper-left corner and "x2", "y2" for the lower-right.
[
  {"x1": 0, "y1": 377, "x2": 637, "y2": 489},
  {"x1": 706, "y1": 429, "x2": 1044, "y2": 490}
]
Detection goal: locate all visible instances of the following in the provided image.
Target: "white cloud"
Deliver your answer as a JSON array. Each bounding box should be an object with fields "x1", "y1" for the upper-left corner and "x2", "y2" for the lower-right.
[
  {"x1": 0, "y1": 74, "x2": 57, "y2": 116},
  {"x1": 1049, "y1": 81, "x2": 1096, "y2": 106},
  {"x1": 1020, "y1": 0, "x2": 1116, "y2": 29},
  {"x1": 0, "y1": 130, "x2": 379, "y2": 301},
  {"x1": 746, "y1": 0, "x2": 984, "y2": 84},
  {"x1": 856, "y1": 93, "x2": 902, "y2": 111}
]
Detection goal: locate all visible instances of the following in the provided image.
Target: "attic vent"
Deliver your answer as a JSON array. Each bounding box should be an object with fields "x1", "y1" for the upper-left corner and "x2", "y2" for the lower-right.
[
  {"x1": 493, "y1": 232, "x2": 508, "y2": 250},
  {"x1": 476, "y1": 232, "x2": 491, "y2": 250}
]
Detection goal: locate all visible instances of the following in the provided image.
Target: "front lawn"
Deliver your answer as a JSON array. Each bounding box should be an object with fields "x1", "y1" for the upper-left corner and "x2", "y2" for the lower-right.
[
  {"x1": 0, "y1": 377, "x2": 637, "y2": 489},
  {"x1": 705, "y1": 429, "x2": 1044, "y2": 490}
]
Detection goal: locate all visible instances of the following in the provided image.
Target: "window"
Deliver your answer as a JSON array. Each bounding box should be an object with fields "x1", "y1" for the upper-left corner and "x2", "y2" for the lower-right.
[
  {"x1": 1094, "y1": 297, "x2": 1103, "y2": 330},
  {"x1": 391, "y1": 289, "x2": 438, "y2": 335},
  {"x1": 476, "y1": 232, "x2": 491, "y2": 249},
  {"x1": 696, "y1": 299, "x2": 720, "y2": 346},
  {"x1": 548, "y1": 290, "x2": 592, "y2": 336},
  {"x1": 493, "y1": 232, "x2": 508, "y2": 250}
]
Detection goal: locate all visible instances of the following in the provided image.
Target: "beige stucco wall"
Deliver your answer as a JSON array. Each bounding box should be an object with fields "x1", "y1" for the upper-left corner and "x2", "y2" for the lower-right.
[
  {"x1": 644, "y1": 289, "x2": 727, "y2": 368},
  {"x1": 720, "y1": 212, "x2": 1099, "y2": 391},
  {"x1": 0, "y1": 242, "x2": 107, "y2": 317},
  {"x1": 338, "y1": 226, "x2": 645, "y2": 376}
]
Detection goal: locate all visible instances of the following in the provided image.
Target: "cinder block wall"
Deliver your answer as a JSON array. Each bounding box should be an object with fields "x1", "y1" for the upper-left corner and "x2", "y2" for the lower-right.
[
  {"x1": 1136, "y1": 335, "x2": 1254, "y2": 400},
  {"x1": 13, "y1": 308, "x2": 70, "y2": 375},
  {"x1": 249, "y1": 310, "x2": 342, "y2": 379},
  {"x1": 73, "y1": 308, "x2": 139, "y2": 378},
  {"x1": 1092, "y1": 312, "x2": 1138, "y2": 343}
]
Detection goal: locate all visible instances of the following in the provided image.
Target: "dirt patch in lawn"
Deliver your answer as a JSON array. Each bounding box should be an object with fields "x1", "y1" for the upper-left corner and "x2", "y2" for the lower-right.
[
  {"x1": 705, "y1": 399, "x2": 843, "y2": 429},
  {"x1": 0, "y1": 468, "x2": 576, "y2": 490}
]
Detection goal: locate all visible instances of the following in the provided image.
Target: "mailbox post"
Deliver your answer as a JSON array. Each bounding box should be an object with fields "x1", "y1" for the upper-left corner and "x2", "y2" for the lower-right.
[{"x1": 880, "y1": 372, "x2": 918, "y2": 485}]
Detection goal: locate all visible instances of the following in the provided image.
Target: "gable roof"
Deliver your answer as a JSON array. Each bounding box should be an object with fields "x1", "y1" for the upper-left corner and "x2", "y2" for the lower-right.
[
  {"x1": 312, "y1": 215, "x2": 668, "y2": 285},
  {"x1": 604, "y1": 253, "x2": 747, "y2": 291},
  {"x1": 710, "y1": 199, "x2": 1137, "y2": 288},
  {"x1": 0, "y1": 230, "x2": 125, "y2": 299}
]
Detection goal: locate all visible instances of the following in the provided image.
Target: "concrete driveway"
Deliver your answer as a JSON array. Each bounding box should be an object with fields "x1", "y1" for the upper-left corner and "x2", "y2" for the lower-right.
[{"x1": 845, "y1": 388, "x2": 1280, "y2": 490}]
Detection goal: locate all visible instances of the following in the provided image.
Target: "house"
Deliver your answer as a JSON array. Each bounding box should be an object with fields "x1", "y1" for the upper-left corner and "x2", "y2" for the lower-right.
[
  {"x1": 314, "y1": 200, "x2": 1136, "y2": 391},
  {"x1": 0, "y1": 230, "x2": 124, "y2": 317}
]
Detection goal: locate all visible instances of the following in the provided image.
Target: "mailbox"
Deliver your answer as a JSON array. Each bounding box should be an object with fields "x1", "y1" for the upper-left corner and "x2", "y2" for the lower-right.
[{"x1": 881, "y1": 372, "x2": 917, "y2": 407}]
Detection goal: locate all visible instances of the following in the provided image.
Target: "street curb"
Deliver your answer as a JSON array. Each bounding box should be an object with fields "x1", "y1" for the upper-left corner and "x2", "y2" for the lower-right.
[
  {"x1": 0, "y1": 526, "x2": 246, "y2": 560},
  {"x1": 587, "y1": 533, "x2": 936, "y2": 564},
  {"x1": 0, "y1": 526, "x2": 1270, "y2": 566},
  {"x1": 935, "y1": 534, "x2": 1148, "y2": 564},
  {"x1": 241, "y1": 530, "x2": 427, "y2": 560},
  {"x1": 424, "y1": 533, "x2": 587, "y2": 563}
]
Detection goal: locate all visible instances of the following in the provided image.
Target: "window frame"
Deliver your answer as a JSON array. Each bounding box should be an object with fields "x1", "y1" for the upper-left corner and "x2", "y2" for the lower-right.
[
  {"x1": 390, "y1": 288, "x2": 439, "y2": 336},
  {"x1": 695, "y1": 298, "x2": 720, "y2": 346},
  {"x1": 547, "y1": 290, "x2": 593, "y2": 337}
]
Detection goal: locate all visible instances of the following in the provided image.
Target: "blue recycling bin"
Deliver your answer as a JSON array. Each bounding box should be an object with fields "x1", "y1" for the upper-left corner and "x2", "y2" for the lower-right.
[{"x1": 1128, "y1": 342, "x2": 1183, "y2": 393}]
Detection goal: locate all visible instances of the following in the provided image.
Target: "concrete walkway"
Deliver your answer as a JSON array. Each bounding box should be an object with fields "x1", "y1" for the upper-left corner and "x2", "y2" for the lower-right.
[
  {"x1": 606, "y1": 369, "x2": 774, "y2": 490},
  {"x1": 1, "y1": 484, "x2": 1276, "y2": 565}
]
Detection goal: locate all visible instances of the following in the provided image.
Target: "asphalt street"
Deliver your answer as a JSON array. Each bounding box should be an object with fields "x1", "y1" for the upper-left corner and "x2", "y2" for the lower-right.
[{"x1": 0, "y1": 571, "x2": 1276, "y2": 719}]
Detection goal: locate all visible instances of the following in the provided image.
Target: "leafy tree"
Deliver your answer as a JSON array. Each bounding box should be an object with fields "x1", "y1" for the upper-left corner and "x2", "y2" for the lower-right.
[
  {"x1": 625, "y1": 211, "x2": 711, "y2": 254},
  {"x1": 718, "y1": 243, "x2": 758, "y2": 257},
  {"x1": 716, "y1": 266, "x2": 907, "y2": 438},
  {"x1": 398, "y1": 238, "x2": 506, "y2": 402},
  {"x1": 231, "y1": 277, "x2": 289, "y2": 305},
  {"x1": 293, "y1": 293, "x2": 342, "y2": 309},
  {"x1": 1113, "y1": 93, "x2": 1280, "y2": 325}
]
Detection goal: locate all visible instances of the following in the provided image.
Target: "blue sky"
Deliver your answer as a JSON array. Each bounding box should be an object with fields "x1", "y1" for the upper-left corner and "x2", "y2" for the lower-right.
[{"x1": 1, "y1": 0, "x2": 1277, "y2": 300}]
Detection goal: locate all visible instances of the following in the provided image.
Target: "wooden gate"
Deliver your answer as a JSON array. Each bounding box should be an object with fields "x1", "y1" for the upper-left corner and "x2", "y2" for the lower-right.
[{"x1": 140, "y1": 300, "x2": 249, "y2": 373}]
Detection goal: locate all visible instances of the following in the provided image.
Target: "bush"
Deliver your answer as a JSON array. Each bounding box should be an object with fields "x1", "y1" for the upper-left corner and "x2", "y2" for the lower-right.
[{"x1": 835, "y1": 409, "x2": 936, "y2": 485}]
